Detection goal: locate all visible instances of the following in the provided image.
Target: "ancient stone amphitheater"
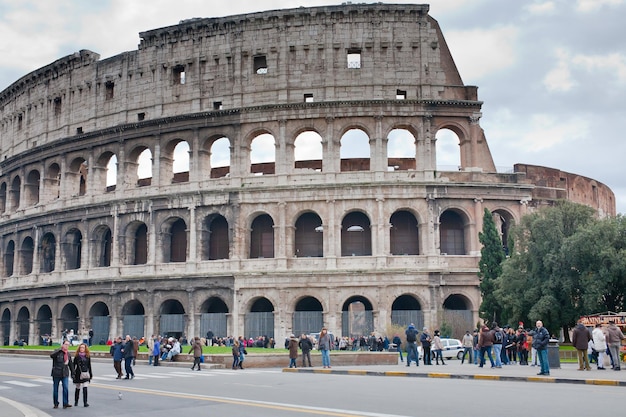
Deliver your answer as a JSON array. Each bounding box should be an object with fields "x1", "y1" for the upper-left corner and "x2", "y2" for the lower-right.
[{"x1": 0, "y1": 3, "x2": 615, "y2": 345}]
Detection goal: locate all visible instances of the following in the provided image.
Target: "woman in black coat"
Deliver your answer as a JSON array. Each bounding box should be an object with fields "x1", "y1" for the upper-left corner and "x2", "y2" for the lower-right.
[{"x1": 72, "y1": 343, "x2": 93, "y2": 407}]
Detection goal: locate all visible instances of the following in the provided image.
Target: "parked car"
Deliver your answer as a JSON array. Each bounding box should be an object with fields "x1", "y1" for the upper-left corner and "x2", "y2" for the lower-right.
[{"x1": 418, "y1": 338, "x2": 464, "y2": 360}]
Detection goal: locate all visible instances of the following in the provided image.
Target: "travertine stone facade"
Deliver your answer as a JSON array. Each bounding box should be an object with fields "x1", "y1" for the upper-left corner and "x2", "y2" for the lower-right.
[{"x1": 0, "y1": 4, "x2": 615, "y2": 345}]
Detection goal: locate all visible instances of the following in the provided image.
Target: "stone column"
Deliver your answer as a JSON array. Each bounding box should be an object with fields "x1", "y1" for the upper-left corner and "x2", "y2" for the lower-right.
[
  {"x1": 470, "y1": 198, "x2": 483, "y2": 256},
  {"x1": 323, "y1": 117, "x2": 338, "y2": 173}
]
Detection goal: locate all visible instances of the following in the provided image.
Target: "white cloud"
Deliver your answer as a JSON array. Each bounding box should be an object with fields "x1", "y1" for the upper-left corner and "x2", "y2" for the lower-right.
[
  {"x1": 572, "y1": 52, "x2": 626, "y2": 84},
  {"x1": 576, "y1": 0, "x2": 624, "y2": 13},
  {"x1": 445, "y1": 26, "x2": 519, "y2": 81},
  {"x1": 543, "y1": 49, "x2": 576, "y2": 92},
  {"x1": 544, "y1": 49, "x2": 626, "y2": 92},
  {"x1": 516, "y1": 114, "x2": 589, "y2": 152},
  {"x1": 525, "y1": 1, "x2": 557, "y2": 14}
]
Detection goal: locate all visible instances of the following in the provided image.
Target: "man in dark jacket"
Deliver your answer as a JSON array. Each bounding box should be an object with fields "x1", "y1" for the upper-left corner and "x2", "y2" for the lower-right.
[
  {"x1": 420, "y1": 327, "x2": 432, "y2": 365},
  {"x1": 50, "y1": 340, "x2": 74, "y2": 409},
  {"x1": 405, "y1": 324, "x2": 419, "y2": 367},
  {"x1": 532, "y1": 320, "x2": 550, "y2": 375},
  {"x1": 572, "y1": 320, "x2": 591, "y2": 371},
  {"x1": 299, "y1": 334, "x2": 313, "y2": 367},
  {"x1": 121, "y1": 335, "x2": 135, "y2": 379},
  {"x1": 110, "y1": 336, "x2": 124, "y2": 378}
]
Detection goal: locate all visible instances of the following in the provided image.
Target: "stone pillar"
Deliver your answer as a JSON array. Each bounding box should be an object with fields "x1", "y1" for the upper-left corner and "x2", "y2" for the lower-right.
[
  {"x1": 186, "y1": 289, "x2": 196, "y2": 337},
  {"x1": 323, "y1": 117, "x2": 338, "y2": 173},
  {"x1": 372, "y1": 115, "x2": 385, "y2": 172},
  {"x1": 325, "y1": 199, "x2": 337, "y2": 260},
  {"x1": 188, "y1": 205, "x2": 197, "y2": 262},
  {"x1": 152, "y1": 138, "x2": 162, "y2": 187},
  {"x1": 421, "y1": 114, "x2": 434, "y2": 174},
  {"x1": 276, "y1": 202, "x2": 286, "y2": 258},
  {"x1": 111, "y1": 205, "x2": 120, "y2": 267},
  {"x1": 470, "y1": 198, "x2": 483, "y2": 256},
  {"x1": 276, "y1": 120, "x2": 289, "y2": 175},
  {"x1": 189, "y1": 128, "x2": 200, "y2": 183}
]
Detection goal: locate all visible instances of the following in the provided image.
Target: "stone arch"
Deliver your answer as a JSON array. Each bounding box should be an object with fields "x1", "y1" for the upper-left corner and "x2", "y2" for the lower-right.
[
  {"x1": 92, "y1": 224, "x2": 112, "y2": 267},
  {"x1": 202, "y1": 213, "x2": 229, "y2": 260},
  {"x1": 68, "y1": 157, "x2": 88, "y2": 197},
  {"x1": 1, "y1": 308, "x2": 11, "y2": 345},
  {"x1": 491, "y1": 208, "x2": 515, "y2": 255},
  {"x1": 441, "y1": 293, "x2": 474, "y2": 338},
  {"x1": 19, "y1": 236, "x2": 34, "y2": 275},
  {"x1": 200, "y1": 296, "x2": 229, "y2": 340},
  {"x1": 163, "y1": 138, "x2": 190, "y2": 183},
  {"x1": 293, "y1": 296, "x2": 324, "y2": 337},
  {"x1": 158, "y1": 299, "x2": 186, "y2": 339},
  {"x1": 439, "y1": 208, "x2": 470, "y2": 255},
  {"x1": 250, "y1": 213, "x2": 274, "y2": 259},
  {"x1": 36, "y1": 305, "x2": 53, "y2": 345},
  {"x1": 4, "y1": 240, "x2": 15, "y2": 277},
  {"x1": 341, "y1": 211, "x2": 372, "y2": 256},
  {"x1": 8, "y1": 175, "x2": 21, "y2": 212},
  {"x1": 95, "y1": 151, "x2": 117, "y2": 192},
  {"x1": 60, "y1": 303, "x2": 79, "y2": 336},
  {"x1": 0, "y1": 181, "x2": 6, "y2": 213},
  {"x1": 16, "y1": 306, "x2": 30, "y2": 344},
  {"x1": 294, "y1": 211, "x2": 323, "y2": 257},
  {"x1": 391, "y1": 294, "x2": 424, "y2": 329},
  {"x1": 24, "y1": 169, "x2": 40, "y2": 206},
  {"x1": 245, "y1": 296, "x2": 275, "y2": 339},
  {"x1": 63, "y1": 228, "x2": 82, "y2": 270},
  {"x1": 340, "y1": 128, "x2": 370, "y2": 172},
  {"x1": 88, "y1": 301, "x2": 110, "y2": 345},
  {"x1": 201, "y1": 135, "x2": 232, "y2": 178},
  {"x1": 40, "y1": 232, "x2": 56, "y2": 273},
  {"x1": 386, "y1": 128, "x2": 417, "y2": 171},
  {"x1": 125, "y1": 221, "x2": 148, "y2": 265},
  {"x1": 44, "y1": 163, "x2": 61, "y2": 202},
  {"x1": 161, "y1": 217, "x2": 187, "y2": 263},
  {"x1": 294, "y1": 130, "x2": 323, "y2": 171},
  {"x1": 128, "y1": 145, "x2": 153, "y2": 186},
  {"x1": 249, "y1": 132, "x2": 276, "y2": 175},
  {"x1": 390, "y1": 210, "x2": 419, "y2": 255},
  {"x1": 342, "y1": 296, "x2": 374, "y2": 337},
  {"x1": 121, "y1": 299, "x2": 145, "y2": 338}
]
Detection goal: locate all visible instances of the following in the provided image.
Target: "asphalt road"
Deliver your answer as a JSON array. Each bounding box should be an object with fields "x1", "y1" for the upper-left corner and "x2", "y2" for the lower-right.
[{"x1": 1, "y1": 356, "x2": 625, "y2": 417}]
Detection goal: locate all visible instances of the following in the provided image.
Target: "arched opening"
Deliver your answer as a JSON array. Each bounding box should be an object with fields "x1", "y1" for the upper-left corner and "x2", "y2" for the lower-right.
[
  {"x1": 200, "y1": 297, "x2": 229, "y2": 340},
  {"x1": 442, "y1": 294, "x2": 473, "y2": 338},
  {"x1": 37, "y1": 305, "x2": 53, "y2": 345},
  {"x1": 210, "y1": 137, "x2": 231, "y2": 178},
  {"x1": 203, "y1": 214, "x2": 229, "y2": 260},
  {"x1": 390, "y1": 210, "x2": 419, "y2": 255},
  {"x1": 105, "y1": 154, "x2": 117, "y2": 191},
  {"x1": 340, "y1": 128, "x2": 370, "y2": 172},
  {"x1": 60, "y1": 303, "x2": 79, "y2": 337},
  {"x1": 171, "y1": 141, "x2": 190, "y2": 183},
  {"x1": 387, "y1": 129, "x2": 416, "y2": 171},
  {"x1": 294, "y1": 131, "x2": 323, "y2": 171},
  {"x1": 435, "y1": 128, "x2": 461, "y2": 171},
  {"x1": 44, "y1": 163, "x2": 61, "y2": 202},
  {"x1": 341, "y1": 296, "x2": 373, "y2": 337},
  {"x1": 245, "y1": 297, "x2": 274, "y2": 339},
  {"x1": 250, "y1": 133, "x2": 275, "y2": 175},
  {"x1": 16, "y1": 307, "x2": 30, "y2": 345},
  {"x1": 250, "y1": 214, "x2": 274, "y2": 259},
  {"x1": 4, "y1": 240, "x2": 15, "y2": 277},
  {"x1": 136, "y1": 148, "x2": 153, "y2": 186},
  {"x1": 24, "y1": 170, "x2": 40, "y2": 206},
  {"x1": 293, "y1": 297, "x2": 323, "y2": 337},
  {"x1": 159, "y1": 299, "x2": 186, "y2": 339},
  {"x1": 40, "y1": 232, "x2": 56, "y2": 273},
  {"x1": 89, "y1": 302, "x2": 110, "y2": 345},
  {"x1": 20, "y1": 237, "x2": 34, "y2": 275},
  {"x1": 0, "y1": 182, "x2": 6, "y2": 212},
  {"x1": 8, "y1": 175, "x2": 21, "y2": 212},
  {"x1": 341, "y1": 212, "x2": 372, "y2": 256},
  {"x1": 294, "y1": 212, "x2": 323, "y2": 257},
  {"x1": 391, "y1": 295, "x2": 423, "y2": 329},
  {"x1": 93, "y1": 226, "x2": 112, "y2": 267},
  {"x1": 1, "y1": 309, "x2": 11, "y2": 345},
  {"x1": 169, "y1": 218, "x2": 187, "y2": 262},
  {"x1": 68, "y1": 158, "x2": 88, "y2": 197},
  {"x1": 133, "y1": 223, "x2": 148, "y2": 265},
  {"x1": 492, "y1": 209, "x2": 514, "y2": 255},
  {"x1": 122, "y1": 300, "x2": 145, "y2": 338},
  {"x1": 439, "y1": 210, "x2": 466, "y2": 255},
  {"x1": 63, "y1": 229, "x2": 82, "y2": 270}
]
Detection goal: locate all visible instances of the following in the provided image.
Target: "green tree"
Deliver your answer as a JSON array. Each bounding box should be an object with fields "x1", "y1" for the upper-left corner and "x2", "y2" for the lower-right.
[
  {"x1": 478, "y1": 208, "x2": 506, "y2": 324},
  {"x1": 496, "y1": 201, "x2": 595, "y2": 339}
]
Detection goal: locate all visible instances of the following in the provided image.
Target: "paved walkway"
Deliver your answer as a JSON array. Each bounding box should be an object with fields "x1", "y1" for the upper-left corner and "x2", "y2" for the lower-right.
[{"x1": 283, "y1": 360, "x2": 626, "y2": 387}]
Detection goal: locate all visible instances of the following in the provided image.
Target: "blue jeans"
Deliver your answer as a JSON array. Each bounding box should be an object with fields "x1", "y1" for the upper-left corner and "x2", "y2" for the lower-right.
[
  {"x1": 493, "y1": 344, "x2": 502, "y2": 367},
  {"x1": 405, "y1": 342, "x2": 419, "y2": 366},
  {"x1": 461, "y1": 347, "x2": 473, "y2": 364},
  {"x1": 124, "y1": 357, "x2": 134, "y2": 377},
  {"x1": 52, "y1": 376, "x2": 69, "y2": 406},
  {"x1": 473, "y1": 348, "x2": 480, "y2": 364},
  {"x1": 289, "y1": 358, "x2": 297, "y2": 368},
  {"x1": 397, "y1": 346, "x2": 404, "y2": 362},
  {"x1": 538, "y1": 348, "x2": 550, "y2": 374},
  {"x1": 321, "y1": 349, "x2": 331, "y2": 367},
  {"x1": 479, "y1": 346, "x2": 495, "y2": 367}
]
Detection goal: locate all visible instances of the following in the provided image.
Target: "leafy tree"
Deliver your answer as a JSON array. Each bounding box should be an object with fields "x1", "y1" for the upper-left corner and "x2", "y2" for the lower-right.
[
  {"x1": 478, "y1": 208, "x2": 506, "y2": 324},
  {"x1": 496, "y1": 201, "x2": 595, "y2": 339}
]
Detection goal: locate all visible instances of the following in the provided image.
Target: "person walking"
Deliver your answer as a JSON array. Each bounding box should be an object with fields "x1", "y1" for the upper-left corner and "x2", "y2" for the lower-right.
[
  {"x1": 420, "y1": 327, "x2": 432, "y2": 365},
  {"x1": 477, "y1": 325, "x2": 495, "y2": 368},
  {"x1": 592, "y1": 324, "x2": 608, "y2": 370},
  {"x1": 288, "y1": 334, "x2": 299, "y2": 368},
  {"x1": 432, "y1": 330, "x2": 445, "y2": 365},
  {"x1": 571, "y1": 320, "x2": 591, "y2": 371},
  {"x1": 122, "y1": 335, "x2": 135, "y2": 379},
  {"x1": 72, "y1": 343, "x2": 92, "y2": 407},
  {"x1": 404, "y1": 324, "x2": 419, "y2": 367},
  {"x1": 299, "y1": 334, "x2": 313, "y2": 367},
  {"x1": 237, "y1": 336, "x2": 246, "y2": 369},
  {"x1": 110, "y1": 336, "x2": 124, "y2": 378},
  {"x1": 189, "y1": 336, "x2": 203, "y2": 370},
  {"x1": 319, "y1": 327, "x2": 332, "y2": 368},
  {"x1": 606, "y1": 321, "x2": 625, "y2": 370},
  {"x1": 50, "y1": 340, "x2": 74, "y2": 409},
  {"x1": 533, "y1": 320, "x2": 550, "y2": 376},
  {"x1": 461, "y1": 330, "x2": 473, "y2": 364},
  {"x1": 231, "y1": 339, "x2": 240, "y2": 369},
  {"x1": 392, "y1": 333, "x2": 404, "y2": 363}
]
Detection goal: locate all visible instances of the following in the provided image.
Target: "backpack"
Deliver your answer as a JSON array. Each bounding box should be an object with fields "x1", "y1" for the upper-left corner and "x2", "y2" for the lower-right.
[
  {"x1": 494, "y1": 330, "x2": 503, "y2": 343},
  {"x1": 406, "y1": 328, "x2": 417, "y2": 342}
]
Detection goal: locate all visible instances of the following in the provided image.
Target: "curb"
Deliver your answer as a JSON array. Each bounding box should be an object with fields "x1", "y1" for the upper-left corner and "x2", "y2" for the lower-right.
[{"x1": 282, "y1": 368, "x2": 626, "y2": 387}]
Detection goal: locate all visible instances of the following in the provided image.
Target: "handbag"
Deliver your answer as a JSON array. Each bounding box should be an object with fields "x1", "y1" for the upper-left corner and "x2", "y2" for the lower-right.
[{"x1": 79, "y1": 371, "x2": 90, "y2": 381}]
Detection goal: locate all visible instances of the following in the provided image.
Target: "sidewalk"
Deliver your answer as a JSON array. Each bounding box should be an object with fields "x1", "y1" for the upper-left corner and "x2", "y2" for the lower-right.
[
  {"x1": 0, "y1": 396, "x2": 51, "y2": 417},
  {"x1": 283, "y1": 359, "x2": 626, "y2": 387}
]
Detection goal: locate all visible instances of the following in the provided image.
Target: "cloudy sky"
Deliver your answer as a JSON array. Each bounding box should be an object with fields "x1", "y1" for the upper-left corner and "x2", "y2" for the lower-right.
[{"x1": 1, "y1": 0, "x2": 625, "y2": 213}]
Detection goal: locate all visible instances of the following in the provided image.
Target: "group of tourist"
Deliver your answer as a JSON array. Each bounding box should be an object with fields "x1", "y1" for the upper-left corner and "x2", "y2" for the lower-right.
[{"x1": 49, "y1": 340, "x2": 93, "y2": 409}]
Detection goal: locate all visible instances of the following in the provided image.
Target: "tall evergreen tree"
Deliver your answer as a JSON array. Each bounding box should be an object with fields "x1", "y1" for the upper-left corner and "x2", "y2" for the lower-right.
[{"x1": 478, "y1": 208, "x2": 506, "y2": 324}]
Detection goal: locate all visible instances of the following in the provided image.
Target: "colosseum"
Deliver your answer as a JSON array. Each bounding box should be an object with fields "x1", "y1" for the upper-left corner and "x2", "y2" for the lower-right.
[{"x1": 0, "y1": 3, "x2": 615, "y2": 345}]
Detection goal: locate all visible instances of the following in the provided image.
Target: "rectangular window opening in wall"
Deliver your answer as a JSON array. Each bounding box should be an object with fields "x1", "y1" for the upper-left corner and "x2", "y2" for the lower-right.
[
  {"x1": 213, "y1": 101, "x2": 223, "y2": 110},
  {"x1": 76, "y1": 127, "x2": 83, "y2": 135},
  {"x1": 254, "y1": 55, "x2": 268, "y2": 74},
  {"x1": 304, "y1": 94, "x2": 314, "y2": 103},
  {"x1": 396, "y1": 89, "x2": 407, "y2": 100},
  {"x1": 54, "y1": 97, "x2": 62, "y2": 116},
  {"x1": 173, "y1": 65, "x2": 186, "y2": 84},
  {"x1": 347, "y1": 49, "x2": 361, "y2": 69},
  {"x1": 18, "y1": 114, "x2": 22, "y2": 130},
  {"x1": 105, "y1": 81, "x2": 114, "y2": 100},
  {"x1": 138, "y1": 112, "x2": 145, "y2": 121}
]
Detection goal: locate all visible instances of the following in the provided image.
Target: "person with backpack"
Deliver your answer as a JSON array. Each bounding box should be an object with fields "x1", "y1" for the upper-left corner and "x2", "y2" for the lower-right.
[
  {"x1": 492, "y1": 323, "x2": 504, "y2": 368},
  {"x1": 404, "y1": 324, "x2": 419, "y2": 367}
]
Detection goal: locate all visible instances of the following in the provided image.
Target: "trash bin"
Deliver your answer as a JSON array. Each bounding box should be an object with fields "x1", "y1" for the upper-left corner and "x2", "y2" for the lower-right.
[{"x1": 547, "y1": 339, "x2": 560, "y2": 369}]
